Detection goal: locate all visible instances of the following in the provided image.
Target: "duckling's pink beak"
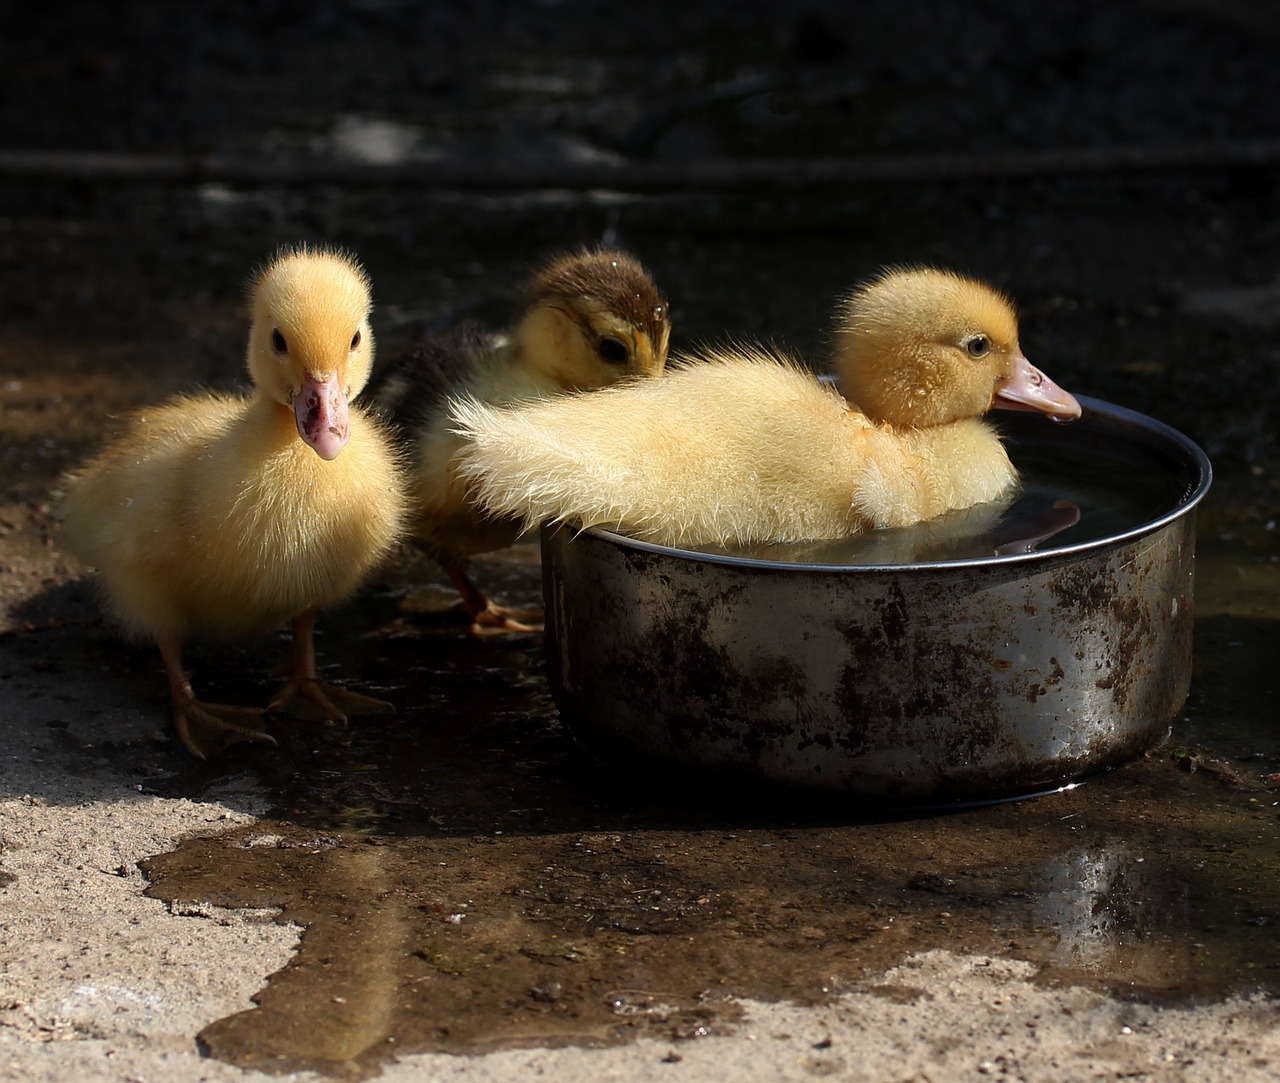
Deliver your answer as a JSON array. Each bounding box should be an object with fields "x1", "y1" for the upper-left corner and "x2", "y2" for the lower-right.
[
  {"x1": 994, "y1": 355, "x2": 1082, "y2": 423},
  {"x1": 293, "y1": 374, "x2": 351, "y2": 460}
]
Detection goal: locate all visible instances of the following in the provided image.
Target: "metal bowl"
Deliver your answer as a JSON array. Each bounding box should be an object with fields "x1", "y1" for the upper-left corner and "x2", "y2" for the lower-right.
[{"x1": 540, "y1": 396, "x2": 1212, "y2": 807}]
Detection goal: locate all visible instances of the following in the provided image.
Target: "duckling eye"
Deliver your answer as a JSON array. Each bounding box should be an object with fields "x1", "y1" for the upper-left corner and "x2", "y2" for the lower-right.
[
  {"x1": 350, "y1": 329, "x2": 362, "y2": 351},
  {"x1": 965, "y1": 335, "x2": 990, "y2": 358},
  {"x1": 597, "y1": 337, "x2": 630, "y2": 364},
  {"x1": 271, "y1": 329, "x2": 288, "y2": 354}
]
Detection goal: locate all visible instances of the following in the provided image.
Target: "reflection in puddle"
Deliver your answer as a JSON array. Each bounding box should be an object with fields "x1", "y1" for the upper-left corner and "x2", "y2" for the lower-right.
[
  {"x1": 1038, "y1": 845, "x2": 1148, "y2": 970},
  {"x1": 1035, "y1": 843, "x2": 1190, "y2": 987},
  {"x1": 137, "y1": 527, "x2": 1280, "y2": 1078}
]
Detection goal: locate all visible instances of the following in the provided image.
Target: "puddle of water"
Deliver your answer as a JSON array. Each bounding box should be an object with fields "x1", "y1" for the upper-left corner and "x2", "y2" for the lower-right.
[{"x1": 137, "y1": 489, "x2": 1280, "y2": 1079}]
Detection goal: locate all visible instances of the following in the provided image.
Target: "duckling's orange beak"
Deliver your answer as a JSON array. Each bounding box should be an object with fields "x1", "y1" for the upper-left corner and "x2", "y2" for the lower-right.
[
  {"x1": 994, "y1": 355, "x2": 1082, "y2": 423},
  {"x1": 293, "y1": 374, "x2": 351, "y2": 460}
]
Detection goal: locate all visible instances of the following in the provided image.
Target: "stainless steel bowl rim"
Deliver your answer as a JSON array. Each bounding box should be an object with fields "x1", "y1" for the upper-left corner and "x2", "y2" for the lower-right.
[{"x1": 578, "y1": 395, "x2": 1211, "y2": 575}]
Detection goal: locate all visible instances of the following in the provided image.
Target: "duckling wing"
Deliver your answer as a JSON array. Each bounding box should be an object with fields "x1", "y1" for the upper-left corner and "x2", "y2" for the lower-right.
[{"x1": 452, "y1": 355, "x2": 869, "y2": 547}]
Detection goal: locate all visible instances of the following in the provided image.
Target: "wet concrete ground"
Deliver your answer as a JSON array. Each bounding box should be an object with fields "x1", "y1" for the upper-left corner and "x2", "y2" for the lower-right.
[
  {"x1": 4, "y1": 517, "x2": 1277, "y2": 1078},
  {"x1": 114, "y1": 533, "x2": 1273, "y2": 1078},
  {"x1": 3, "y1": 1, "x2": 1280, "y2": 1078}
]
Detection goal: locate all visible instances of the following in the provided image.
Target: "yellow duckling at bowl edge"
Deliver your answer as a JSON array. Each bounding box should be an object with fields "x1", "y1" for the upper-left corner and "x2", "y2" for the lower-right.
[
  {"x1": 60, "y1": 245, "x2": 408, "y2": 758},
  {"x1": 368, "y1": 246, "x2": 670, "y2": 631},
  {"x1": 450, "y1": 266, "x2": 1080, "y2": 549}
]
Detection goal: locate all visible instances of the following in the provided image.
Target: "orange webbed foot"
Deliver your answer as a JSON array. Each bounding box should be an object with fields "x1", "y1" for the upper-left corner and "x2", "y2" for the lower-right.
[
  {"x1": 172, "y1": 698, "x2": 276, "y2": 760},
  {"x1": 268, "y1": 676, "x2": 394, "y2": 724},
  {"x1": 269, "y1": 609, "x2": 396, "y2": 724},
  {"x1": 158, "y1": 635, "x2": 276, "y2": 759},
  {"x1": 445, "y1": 561, "x2": 543, "y2": 637},
  {"x1": 466, "y1": 601, "x2": 544, "y2": 637}
]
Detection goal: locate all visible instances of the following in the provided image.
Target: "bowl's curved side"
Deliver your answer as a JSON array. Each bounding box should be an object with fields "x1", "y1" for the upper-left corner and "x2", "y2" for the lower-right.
[{"x1": 541, "y1": 507, "x2": 1196, "y2": 803}]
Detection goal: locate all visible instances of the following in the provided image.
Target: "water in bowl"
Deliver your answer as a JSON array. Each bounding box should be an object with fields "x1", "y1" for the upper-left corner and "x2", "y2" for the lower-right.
[{"x1": 695, "y1": 432, "x2": 1194, "y2": 568}]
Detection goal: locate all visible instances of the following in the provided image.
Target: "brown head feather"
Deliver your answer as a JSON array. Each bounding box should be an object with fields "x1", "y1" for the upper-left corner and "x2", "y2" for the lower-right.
[{"x1": 526, "y1": 247, "x2": 669, "y2": 357}]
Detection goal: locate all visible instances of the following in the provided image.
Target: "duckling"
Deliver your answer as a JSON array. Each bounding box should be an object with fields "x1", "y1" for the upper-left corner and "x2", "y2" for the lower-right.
[
  {"x1": 60, "y1": 246, "x2": 407, "y2": 758},
  {"x1": 451, "y1": 266, "x2": 1080, "y2": 549},
  {"x1": 368, "y1": 247, "x2": 670, "y2": 631}
]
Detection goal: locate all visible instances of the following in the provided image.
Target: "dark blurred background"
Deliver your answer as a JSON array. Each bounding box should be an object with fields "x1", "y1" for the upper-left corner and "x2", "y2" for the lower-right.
[{"x1": 2, "y1": 0, "x2": 1279, "y2": 511}]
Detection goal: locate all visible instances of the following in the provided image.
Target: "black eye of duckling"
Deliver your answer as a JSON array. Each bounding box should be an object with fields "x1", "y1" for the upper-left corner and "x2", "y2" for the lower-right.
[
  {"x1": 350, "y1": 329, "x2": 362, "y2": 350},
  {"x1": 272, "y1": 329, "x2": 288, "y2": 354},
  {"x1": 597, "y1": 337, "x2": 630, "y2": 364},
  {"x1": 965, "y1": 335, "x2": 990, "y2": 358}
]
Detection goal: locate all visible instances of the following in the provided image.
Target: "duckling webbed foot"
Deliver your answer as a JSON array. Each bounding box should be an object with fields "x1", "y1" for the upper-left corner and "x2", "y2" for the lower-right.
[
  {"x1": 447, "y1": 561, "x2": 542, "y2": 636},
  {"x1": 173, "y1": 698, "x2": 275, "y2": 760},
  {"x1": 268, "y1": 609, "x2": 394, "y2": 725},
  {"x1": 467, "y1": 600, "x2": 544, "y2": 636},
  {"x1": 268, "y1": 676, "x2": 393, "y2": 724},
  {"x1": 157, "y1": 634, "x2": 275, "y2": 759}
]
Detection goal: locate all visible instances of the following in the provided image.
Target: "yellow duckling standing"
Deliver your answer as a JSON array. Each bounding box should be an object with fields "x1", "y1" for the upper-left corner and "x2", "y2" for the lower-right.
[
  {"x1": 61, "y1": 246, "x2": 407, "y2": 758},
  {"x1": 451, "y1": 267, "x2": 1080, "y2": 549},
  {"x1": 369, "y1": 247, "x2": 670, "y2": 631}
]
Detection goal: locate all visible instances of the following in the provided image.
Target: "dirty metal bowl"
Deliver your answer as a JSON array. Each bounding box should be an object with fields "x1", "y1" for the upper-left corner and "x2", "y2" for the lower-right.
[{"x1": 540, "y1": 396, "x2": 1212, "y2": 806}]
